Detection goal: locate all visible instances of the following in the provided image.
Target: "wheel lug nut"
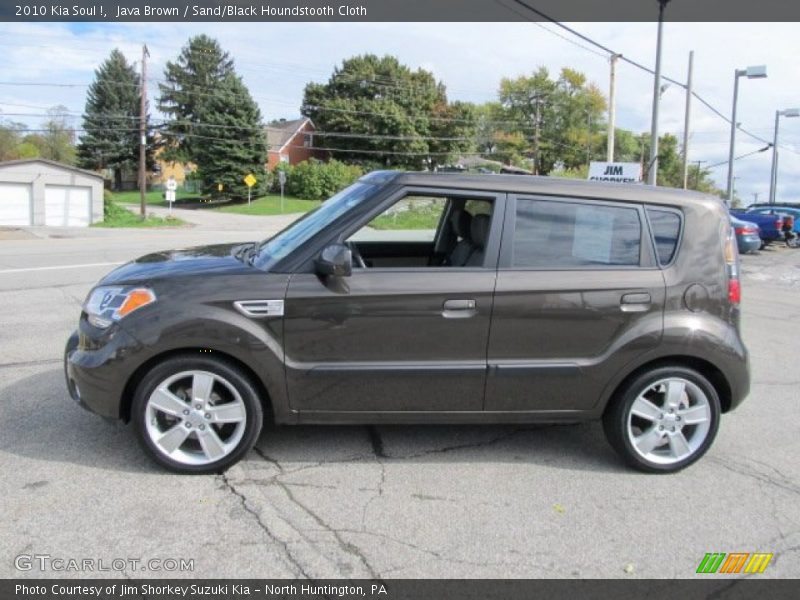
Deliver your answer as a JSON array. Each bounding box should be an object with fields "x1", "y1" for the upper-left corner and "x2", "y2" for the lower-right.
[
  {"x1": 204, "y1": 413, "x2": 211, "y2": 420},
  {"x1": 659, "y1": 425, "x2": 664, "y2": 431},
  {"x1": 676, "y1": 416, "x2": 681, "y2": 421},
  {"x1": 199, "y1": 424, "x2": 205, "y2": 430},
  {"x1": 195, "y1": 404, "x2": 201, "y2": 410},
  {"x1": 658, "y1": 413, "x2": 664, "y2": 419},
  {"x1": 671, "y1": 426, "x2": 676, "y2": 432},
  {"x1": 185, "y1": 422, "x2": 192, "y2": 428},
  {"x1": 183, "y1": 409, "x2": 189, "y2": 415}
]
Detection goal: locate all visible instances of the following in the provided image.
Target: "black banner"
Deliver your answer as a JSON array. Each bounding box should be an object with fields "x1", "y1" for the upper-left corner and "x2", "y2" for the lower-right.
[
  {"x1": 3, "y1": 579, "x2": 800, "y2": 600},
  {"x1": 1, "y1": 0, "x2": 800, "y2": 22}
]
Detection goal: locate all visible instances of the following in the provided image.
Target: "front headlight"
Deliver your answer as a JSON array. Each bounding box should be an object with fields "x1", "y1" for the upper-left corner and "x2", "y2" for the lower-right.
[{"x1": 84, "y1": 286, "x2": 157, "y2": 329}]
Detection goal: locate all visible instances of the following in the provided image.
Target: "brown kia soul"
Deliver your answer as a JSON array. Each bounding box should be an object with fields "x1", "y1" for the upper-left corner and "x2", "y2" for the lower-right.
[{"x1": 65, "y1": 172, "x2": 749, "y2": 474}]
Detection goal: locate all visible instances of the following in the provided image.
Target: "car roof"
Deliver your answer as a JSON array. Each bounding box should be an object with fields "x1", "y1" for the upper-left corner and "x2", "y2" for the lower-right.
[{"x1": 362, "y1": 170, "x2": 722, "y2": 210}]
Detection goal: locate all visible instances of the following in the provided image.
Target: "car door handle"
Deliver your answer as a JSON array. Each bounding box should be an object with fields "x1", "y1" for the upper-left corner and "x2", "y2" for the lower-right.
[
  {"x1": 620, "y1": 292, "x2": 651, "y2": 312},
  {"x1": 442, "y1": 299, "x2": 477, "y2": 318}
]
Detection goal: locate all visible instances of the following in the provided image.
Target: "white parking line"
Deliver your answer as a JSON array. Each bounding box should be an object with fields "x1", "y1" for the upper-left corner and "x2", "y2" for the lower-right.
[{"x1": 0, "y1": 262, "x2": 123, "y2": 274}]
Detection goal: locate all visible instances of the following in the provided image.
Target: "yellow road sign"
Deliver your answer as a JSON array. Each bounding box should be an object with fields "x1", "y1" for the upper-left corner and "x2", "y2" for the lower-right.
[{"x1": 244, "y1": 174, "x2": 257, "y2": 188}]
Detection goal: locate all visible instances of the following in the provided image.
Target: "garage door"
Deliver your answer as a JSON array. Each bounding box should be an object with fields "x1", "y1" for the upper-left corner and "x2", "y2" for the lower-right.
[
  {"x1": 0, "y1": 183, "x2": 32, "y2": 226},
  {"x1": 45, "y1": 186, "x2": 92, "y2": 226}
]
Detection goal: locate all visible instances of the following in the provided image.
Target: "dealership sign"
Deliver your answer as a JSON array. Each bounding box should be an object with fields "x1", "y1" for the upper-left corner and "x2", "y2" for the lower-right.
[{"x1": 588, "y1": 162, "x2": 642, "y2": 183}]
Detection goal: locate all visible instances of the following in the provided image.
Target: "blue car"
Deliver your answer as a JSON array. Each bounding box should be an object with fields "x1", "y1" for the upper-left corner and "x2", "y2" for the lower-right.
[
  {"x1": 730, "y1": 215, "x2": 761, "y2": 254},
  {"x1": 746, "y1": 205, "x2": 800, "y2": 235}
]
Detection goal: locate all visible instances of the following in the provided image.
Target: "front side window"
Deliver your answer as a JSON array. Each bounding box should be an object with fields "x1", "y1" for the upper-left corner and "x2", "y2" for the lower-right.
[
  {"x1": 512, "y1": 198, "x2": 641, "y2": 268},
  {"x1": 350, "y1": 195, "x2": 447, "y2": 243},
  {"x1": 255, "y1": 181, "x2": 376, "y2": 269}
]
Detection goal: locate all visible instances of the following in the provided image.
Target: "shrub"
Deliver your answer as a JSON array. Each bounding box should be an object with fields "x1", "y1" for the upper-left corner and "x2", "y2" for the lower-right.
[
  {"x1": 281, "y1": 159, "x2": 363, "y2": 200},
  {"x1": 103, "y1": 189, "x2": 127, "y2": 220}
]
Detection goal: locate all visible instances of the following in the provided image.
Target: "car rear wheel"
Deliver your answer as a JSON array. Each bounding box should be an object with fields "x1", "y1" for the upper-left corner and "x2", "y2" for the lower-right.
[
  {"x1": 132, "y1": 356, "x2": 263, "y2": 474},
  {"x1": 603, "y1": 366, "x2": 720, "y2": 473}
]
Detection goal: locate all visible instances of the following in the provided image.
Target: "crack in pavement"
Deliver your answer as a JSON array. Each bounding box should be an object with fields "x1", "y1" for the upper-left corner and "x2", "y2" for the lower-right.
[
  {"x1": 216, "y1": 472, "x2": 310, "y2": 578},
  {"x1": 0, "y1": 358, "x2": 61, "y2": 370},
  {"x1": 274, "y1": 479, "x2": 381, "y2": 579},
  {"x1": 706, "y1": 456, "x2": 800, "y2": 496}
]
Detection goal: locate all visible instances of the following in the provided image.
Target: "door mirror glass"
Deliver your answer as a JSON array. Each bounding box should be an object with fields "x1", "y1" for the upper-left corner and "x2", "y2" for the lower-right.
[{"x1": 315, "y1": 243, "x2": 352, "y2": 277}]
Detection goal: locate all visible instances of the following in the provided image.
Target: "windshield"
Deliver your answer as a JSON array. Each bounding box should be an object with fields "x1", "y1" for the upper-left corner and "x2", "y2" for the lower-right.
[{"x1": 254, "y1": 181, "x2": 377, "y2": 270}]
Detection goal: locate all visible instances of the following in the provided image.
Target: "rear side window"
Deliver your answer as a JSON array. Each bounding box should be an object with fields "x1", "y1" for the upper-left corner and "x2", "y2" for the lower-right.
[
  {"x1": 512, "y1": 198, "x2": 641, "y2": 268},
  {"x1": 646, "y1": 208, "x2": 681, "y2": 265}
]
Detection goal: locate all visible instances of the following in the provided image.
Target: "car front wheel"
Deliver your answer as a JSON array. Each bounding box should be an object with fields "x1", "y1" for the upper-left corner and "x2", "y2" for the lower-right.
[
  {"x1": 132, "y1": 356, "x2": 263, "y2": 474},
  {"x1": 603, "y1": 366, "x2": 721, "y2": 473}
]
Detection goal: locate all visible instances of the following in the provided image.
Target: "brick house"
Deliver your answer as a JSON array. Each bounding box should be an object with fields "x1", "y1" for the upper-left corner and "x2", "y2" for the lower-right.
[{"x1": 265, "y1": 117, "x2": 322, "y2": 170}]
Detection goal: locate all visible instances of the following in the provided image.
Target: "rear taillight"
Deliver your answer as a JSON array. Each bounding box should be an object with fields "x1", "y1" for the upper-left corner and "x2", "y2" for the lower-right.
[
  {"x1": 734, "y1": 226, "x2": 757, "y2": 235},
  {"x1": 725, "y1": 227, "x2": 741, "y2": 306},
  {"x1": 728, "y1": 278, "x2": 741, "y2": 304}
]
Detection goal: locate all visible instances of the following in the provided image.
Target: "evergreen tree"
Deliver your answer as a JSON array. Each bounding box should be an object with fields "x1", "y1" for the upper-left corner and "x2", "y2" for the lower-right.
[
  {"x1": 77, "y1": 50, "x2": 145, "y2": 188},
  {"x1": 193, "y1": 73, "x2": 267, "y2": 198},
  {"x1": 158, "y1": 35, "x2": 235, "y2": 164}
]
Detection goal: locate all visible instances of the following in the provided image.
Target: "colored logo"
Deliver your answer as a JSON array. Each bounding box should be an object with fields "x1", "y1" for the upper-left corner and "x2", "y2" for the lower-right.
[{"x1": 696, "y1": 552, "x2": 773, "y2": 574}]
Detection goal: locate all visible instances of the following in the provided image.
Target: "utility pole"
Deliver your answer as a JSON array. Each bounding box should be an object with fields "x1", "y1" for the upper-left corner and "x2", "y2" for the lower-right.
[
  {"x1": 647, "y1": 0, "x2": 670, "y2": 185},
  {"x1": 753, "y1": 192, "x2": 760, "y2": 204},
  {"x1": 607, "y1": 53, "x2": 621, "y2": 162},
  {"x1": 139, "y1": 44, "x2": 149, "y2": 219},
  {"x1": 533, "y1": 97, "x2": 542, "y2": 175},
  {"x1": 681, "y1": 50, "x2": 694, "y2": 189},
  {"x1": 691, "y1": 160, "x2": 706, "y2": 189}
]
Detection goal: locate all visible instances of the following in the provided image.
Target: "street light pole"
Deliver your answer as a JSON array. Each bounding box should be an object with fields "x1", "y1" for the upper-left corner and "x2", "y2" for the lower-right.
[
  {"x1": 726, "y1": 65, "x2": 767, "y2": 204},
  {"x1": 647, "y1": 0, "x2": 670, "y2": 186},
  {"x1": 768, "y1": 108, "x2": 800, "y2": 204},
  {"x1": 607, "y1": 53, "x2": 621, "y2": 162}
]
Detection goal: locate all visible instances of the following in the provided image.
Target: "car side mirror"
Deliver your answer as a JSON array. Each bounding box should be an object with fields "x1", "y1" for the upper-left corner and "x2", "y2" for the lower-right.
[{"x1": 315, "y1": 243, "x2": 352, "y2": 277}]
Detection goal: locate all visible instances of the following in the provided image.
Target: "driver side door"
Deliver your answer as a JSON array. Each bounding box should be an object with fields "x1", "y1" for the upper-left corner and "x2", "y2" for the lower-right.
[{"x1": 283, "y1": 187, "x2": 504, "y2": 414}]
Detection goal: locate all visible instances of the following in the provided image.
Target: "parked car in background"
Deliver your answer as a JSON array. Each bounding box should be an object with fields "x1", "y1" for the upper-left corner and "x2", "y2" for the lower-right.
[
  {"x1": 746, "y1": 205, "x2": 800, "y2": 245},
  {"x1": 65, "y1": 172, "x2": 750, "y2": 475},
  {"x1": 730, "y1": 215, "x2": 761, "y2": 254},
  {"x1": 729, "y1": 209, "x2": 784, "y2": 247}
]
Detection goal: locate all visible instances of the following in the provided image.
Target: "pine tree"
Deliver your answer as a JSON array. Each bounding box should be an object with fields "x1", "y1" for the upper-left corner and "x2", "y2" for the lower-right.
[
  {"x1": 194, "y1": 73, "x2": 267, "y2": 198},
  {"x1": 77, "y1": 49, "x2": 145, "y2": 189},
  {"x1": 158, "y1": 35, "x2": 235, "y2": 164}
]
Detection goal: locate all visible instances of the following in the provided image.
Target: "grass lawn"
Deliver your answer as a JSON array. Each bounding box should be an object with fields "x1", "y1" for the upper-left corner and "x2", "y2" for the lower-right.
[
  {"x1": 213, "y1": 194, "x2": 320, "y2": 216},
  {"x1": 93, "y1": 207, "x2": 186, "y2": 228},
  {"x1": 371, "y1": 205, "x2": 442, "y2": 230},
  {"x1": 113, "y1": 190, "x2": 197, "y2": 206}
]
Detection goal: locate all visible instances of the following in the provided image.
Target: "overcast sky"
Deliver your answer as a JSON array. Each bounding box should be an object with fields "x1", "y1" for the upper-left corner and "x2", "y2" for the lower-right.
[{"x1": 1, "y1": 21, "x2": 798, "y2": 204}]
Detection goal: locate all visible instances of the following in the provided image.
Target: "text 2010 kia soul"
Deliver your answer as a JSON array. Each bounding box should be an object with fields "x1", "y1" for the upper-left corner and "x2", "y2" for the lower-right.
[{"x1": 65, "y1": 172, "x2": 749, "y2": 474}]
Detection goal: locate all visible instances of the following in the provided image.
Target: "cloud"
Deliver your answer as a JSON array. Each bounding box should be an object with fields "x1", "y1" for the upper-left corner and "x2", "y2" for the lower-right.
[{"x1": 1, "y1": 20, "x2": 798, "y2": 201}]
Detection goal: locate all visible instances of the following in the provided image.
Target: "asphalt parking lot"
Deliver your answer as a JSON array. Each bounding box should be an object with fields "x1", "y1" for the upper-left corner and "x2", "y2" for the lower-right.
[{"x1": 1, "y1": 224, "x2": 798, "y2": 579}]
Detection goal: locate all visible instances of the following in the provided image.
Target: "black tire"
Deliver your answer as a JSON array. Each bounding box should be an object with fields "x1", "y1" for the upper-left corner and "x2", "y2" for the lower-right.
[
  {"x1": 602, "y1": 365, "x2": 721, "y2": 473},
  {"x1": 132, "y1": 355, "x2": 263, "y2": 474}
]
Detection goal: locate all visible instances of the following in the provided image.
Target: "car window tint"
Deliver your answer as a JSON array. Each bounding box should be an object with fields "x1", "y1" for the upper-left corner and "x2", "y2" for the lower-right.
[
  {"x1": 646, "y1": 208, "x2": 681, "y2": 265},
  {"x1": 513, "y1": 199, "x2": 641, "y2": 268}
]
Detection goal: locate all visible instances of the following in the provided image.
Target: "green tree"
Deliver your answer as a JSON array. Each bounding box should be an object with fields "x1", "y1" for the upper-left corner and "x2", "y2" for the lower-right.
[
  {"x1": 78, "y1": 49, "x2": 151, "y2": 190},
  {"x1": 193, "y1": 72, "x2": 267, "y2": 198},
  {"x1": 23, "y1": 106, "x2": 76, "y2": 164},
  {"x1": 491, "y1": 67, "x2": 606, "y2": 174},
  {"x1": 301, "y1": 54, "x2": 475, "y2": 169},
  {"x1": 0, "y1": 119, "x2": 28, "y2": 161},
  {"x1": 158, "y1": 35, "x2": 235, "y2": 164}
]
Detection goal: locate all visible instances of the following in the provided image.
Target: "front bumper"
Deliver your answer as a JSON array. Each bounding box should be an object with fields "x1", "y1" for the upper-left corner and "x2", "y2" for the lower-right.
[{"x1": 64, "y1": 323, "x2": 143, "y2": 420}]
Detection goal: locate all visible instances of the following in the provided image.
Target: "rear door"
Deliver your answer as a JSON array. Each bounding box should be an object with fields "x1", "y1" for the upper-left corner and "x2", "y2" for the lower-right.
[{"x1": 484, "y1": 194, "x2": 666, "y2": 413}]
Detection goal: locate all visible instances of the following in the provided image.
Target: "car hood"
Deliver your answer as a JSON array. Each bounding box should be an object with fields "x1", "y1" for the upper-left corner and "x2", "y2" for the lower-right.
[{"x1": 100, "y1": 242, "x2": 257, "y2": 285}]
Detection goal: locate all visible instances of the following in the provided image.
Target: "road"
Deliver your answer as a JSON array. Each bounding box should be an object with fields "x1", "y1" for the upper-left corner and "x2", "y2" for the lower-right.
[{"x1": 0, "y1": 222, "x2": 798, "y2": 579}]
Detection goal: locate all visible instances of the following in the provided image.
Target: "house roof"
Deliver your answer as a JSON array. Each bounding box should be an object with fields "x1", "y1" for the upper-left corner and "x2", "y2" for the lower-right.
[
  {"x1": 0, "y1": 158, "x2": 104, "y2": 179},
  {"x1": 265, "y1": 118, "x2": 313, "y2": 152}
]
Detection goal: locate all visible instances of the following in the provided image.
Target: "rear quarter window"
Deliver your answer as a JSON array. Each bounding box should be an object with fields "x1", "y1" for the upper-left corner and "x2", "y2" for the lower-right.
[{"x1": 646, "y1": 208, "x2": 682, "y2": 265}]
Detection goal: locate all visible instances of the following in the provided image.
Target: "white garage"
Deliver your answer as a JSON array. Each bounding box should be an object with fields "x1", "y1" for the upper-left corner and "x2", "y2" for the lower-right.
[
  {"x1": 0, "y1": 183, "x2": 32, "y2": 226},
  {"x1": 0, "y1": 159, "x2": 104, "y2": 227},
  {"x1": 45, "y1": 185, "x2": 92, "y2": 226}
]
